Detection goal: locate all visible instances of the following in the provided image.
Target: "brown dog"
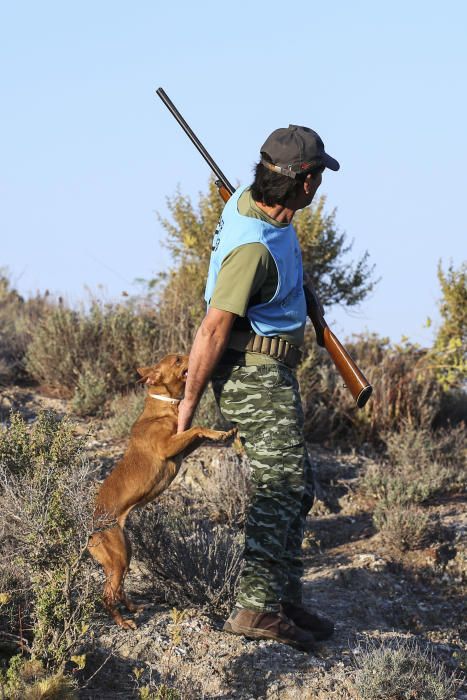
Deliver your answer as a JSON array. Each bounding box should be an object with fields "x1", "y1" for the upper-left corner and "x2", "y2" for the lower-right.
[{"x1": 88, "y1": 353, "x2": 235, "y2": 629}]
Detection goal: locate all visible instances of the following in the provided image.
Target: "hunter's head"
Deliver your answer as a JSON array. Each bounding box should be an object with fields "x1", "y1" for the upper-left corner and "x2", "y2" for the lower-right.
[{"x1": 251, "y1": 125, "x2": 340, "y2": 210}]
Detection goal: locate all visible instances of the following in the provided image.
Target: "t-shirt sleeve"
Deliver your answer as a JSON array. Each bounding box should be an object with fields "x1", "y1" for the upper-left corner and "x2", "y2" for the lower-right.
[{"x1": 209, "y1": 243, "x2": 270, "y2": 316}]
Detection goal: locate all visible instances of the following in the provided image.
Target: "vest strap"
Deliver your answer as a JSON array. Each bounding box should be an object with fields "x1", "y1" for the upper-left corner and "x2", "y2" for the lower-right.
[{"x1": 227, "y1": 332, "x2": 302, "y2": 369}]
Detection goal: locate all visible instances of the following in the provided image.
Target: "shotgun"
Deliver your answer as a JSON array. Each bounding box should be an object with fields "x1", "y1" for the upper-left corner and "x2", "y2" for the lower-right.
[{"x1": 156, "y1": 87, "x2": 373, "y2": 408}]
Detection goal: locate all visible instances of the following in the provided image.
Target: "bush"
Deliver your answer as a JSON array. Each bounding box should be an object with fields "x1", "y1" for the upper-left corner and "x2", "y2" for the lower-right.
[
  {"x1": 0, "y1": 274, "x2": 25, "y2": 385},
  {"x1": 373, "y1": 504, "x2": 431, "y2": 552},
  {"x1": 385, "y1": 422, "x2": 466, "y2": 476},
  {"x1": 131, "y1": 505, "x2": 243, "y2": 615},
  {"x1": 0, "y1": 273, "x2": 48, "y2": 386},
  {"x1": 351, "y1": 638, "x2": 460, "y2": 699},
  {"x1": 431, "y1": 260, "x2": 466, "y2": 390},
  {"x1": 176, "y1": 449, "x2": 251, "y2": 527},
  {"x1": 0, "y1": 409, "x2": 87, "y2": 478},
  {"x1": 299, "y1": 332, "x2": 451, "y2": 445},
  {"x1": 360, "y1": 423, "x2": 466, "y2": 508},
  {"x1": 25, "y1": 298, "x2": 160, "y2": 413},
  {"x1": 0, "y1": 410, "x2": 98, "y2": 670},
  {"x1": 105, "y1": 389, "x2": 146, "y2": 439},
  {"x1": 0, "y1": 656, "x2": 78, "y2": 700}
]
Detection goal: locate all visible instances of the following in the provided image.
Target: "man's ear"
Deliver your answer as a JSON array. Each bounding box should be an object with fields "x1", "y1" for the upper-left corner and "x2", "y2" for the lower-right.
[{"x1": 304, "y1": 173, "x2": 314, "y2": 195}]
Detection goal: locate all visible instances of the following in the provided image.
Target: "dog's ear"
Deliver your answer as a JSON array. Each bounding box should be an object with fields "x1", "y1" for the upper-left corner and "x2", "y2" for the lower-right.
[
  {"x1": 136, "y1": 366, "x2": 150, "y2": 384},
  {"x1": 136, "y1": 366, "x2": 162, "y2": 386},
  {"x1": 136, "y1": 366, "x2": 151, "y2": 377}
]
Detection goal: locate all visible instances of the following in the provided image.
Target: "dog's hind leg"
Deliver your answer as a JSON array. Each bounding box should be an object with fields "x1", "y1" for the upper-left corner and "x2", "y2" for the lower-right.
[
  {"x1": 88, "y1": 527, "x2": 137, "y2": 629},
  {"x1": 118, "y1": 530, "x2": 145, "y2": 615}
]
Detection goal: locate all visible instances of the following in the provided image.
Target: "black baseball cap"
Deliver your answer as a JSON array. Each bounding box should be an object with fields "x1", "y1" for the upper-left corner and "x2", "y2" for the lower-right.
[{"x1": 260, "y1": 125, "x2": 340, "y2": 178}]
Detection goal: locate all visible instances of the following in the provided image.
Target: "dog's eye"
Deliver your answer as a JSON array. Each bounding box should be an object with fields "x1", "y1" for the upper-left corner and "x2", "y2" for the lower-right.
[{"x1": 175, "y1": 357, "x2": 181, "y2": 365}]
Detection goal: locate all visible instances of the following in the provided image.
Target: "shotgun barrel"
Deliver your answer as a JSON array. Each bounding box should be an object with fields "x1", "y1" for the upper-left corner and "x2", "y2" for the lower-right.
[{"x1": 156, "y1": 88, "x2": 235, "y2": 196}]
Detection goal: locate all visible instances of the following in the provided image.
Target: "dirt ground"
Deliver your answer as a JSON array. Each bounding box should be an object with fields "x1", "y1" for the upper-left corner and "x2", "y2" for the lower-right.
[{"x1": 1, "y1": 386, "x2": 466, "y2": 699}]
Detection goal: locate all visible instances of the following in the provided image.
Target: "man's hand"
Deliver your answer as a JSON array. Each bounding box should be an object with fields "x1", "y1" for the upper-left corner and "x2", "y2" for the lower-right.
[{"x1": 177, "y1": 307, "x2": 237, "y2": 433}]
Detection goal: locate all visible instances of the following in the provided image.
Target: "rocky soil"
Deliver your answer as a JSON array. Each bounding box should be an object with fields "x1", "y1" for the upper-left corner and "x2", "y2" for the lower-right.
[{"x1": 1, "y1": 386, "x2": 466, "y2": 699}]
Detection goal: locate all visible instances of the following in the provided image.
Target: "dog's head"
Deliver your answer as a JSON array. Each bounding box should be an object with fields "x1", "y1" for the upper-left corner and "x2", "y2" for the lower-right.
[{"x1": 136, "y1": 354, "x2": 189, "y2": 398}]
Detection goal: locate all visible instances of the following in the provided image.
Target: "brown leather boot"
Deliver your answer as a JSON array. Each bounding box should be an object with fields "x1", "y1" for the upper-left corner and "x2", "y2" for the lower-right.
[
  {"x1": 281, "y1": 602, "x2": 335, "y2": 641},
  {"x1": 223, "y1": 607, "x2": 316, "y2": 652}
]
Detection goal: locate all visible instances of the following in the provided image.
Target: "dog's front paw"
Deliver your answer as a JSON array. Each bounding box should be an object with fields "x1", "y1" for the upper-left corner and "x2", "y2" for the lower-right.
[{"x1": 220, "y1": 428, "x2": 237, "y2": 442}]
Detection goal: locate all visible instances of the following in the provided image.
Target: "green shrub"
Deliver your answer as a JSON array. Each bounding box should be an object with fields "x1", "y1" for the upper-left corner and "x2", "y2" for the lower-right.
[
  {"x1": 430, "y1": 260, "x2": 466, "y2": 390},
  {"x1": 0, "y1": 411, "x2": 98, "y2": 670},
  {"x1": 139, "y1": 686, "x2": 181, "y2": 700},
  {"x1": 0, "y1": 409, "x2": 87, "y2": 477}
]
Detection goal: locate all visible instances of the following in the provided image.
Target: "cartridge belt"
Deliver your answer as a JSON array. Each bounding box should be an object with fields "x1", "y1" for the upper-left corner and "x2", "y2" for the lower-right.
[{"x1": 227, "y1": 332, "x2": 302, "y2": 369}]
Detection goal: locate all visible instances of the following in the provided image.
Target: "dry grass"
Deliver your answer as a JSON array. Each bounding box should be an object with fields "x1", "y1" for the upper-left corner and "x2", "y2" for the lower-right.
[
  {"x1": 174, "y1": 449, "x2": 251, "y2": 527},
  {"x1": 359, "y1": 422, "x2": 465, "y2": 552}
]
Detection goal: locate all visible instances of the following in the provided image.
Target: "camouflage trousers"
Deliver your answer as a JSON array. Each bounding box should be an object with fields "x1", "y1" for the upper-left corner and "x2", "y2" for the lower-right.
[{"x1": 211, "y1": 363, "x2": 314, "y2": 613}]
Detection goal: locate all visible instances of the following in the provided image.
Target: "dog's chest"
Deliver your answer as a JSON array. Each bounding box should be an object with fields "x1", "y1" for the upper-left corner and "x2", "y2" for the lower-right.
[{"x1": 144, "y1": 454, "x2": 183, "y2": 502}]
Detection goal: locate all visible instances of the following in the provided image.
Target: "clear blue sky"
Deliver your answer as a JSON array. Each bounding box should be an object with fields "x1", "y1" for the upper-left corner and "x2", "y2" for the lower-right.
[{"x1": 1, "y1": 1, "x2": 466, "y2": 346}]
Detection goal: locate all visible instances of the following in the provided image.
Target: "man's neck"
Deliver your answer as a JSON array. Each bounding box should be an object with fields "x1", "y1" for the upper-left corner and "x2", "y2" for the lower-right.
[{"x1": 253, "y1": 200, "x2": 295, "y2": 224}]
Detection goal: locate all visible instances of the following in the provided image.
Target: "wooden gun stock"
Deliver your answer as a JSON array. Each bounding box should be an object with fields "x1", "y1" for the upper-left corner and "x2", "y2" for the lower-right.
[
  {"x1": 216, "y1": 180, "x2": 232, "y2": 203},
  {"x1": 304, "y1": 286, "x2": 372, "y2": 408},
  {"x1": 157, "y1": 87, "x2": 373, "y2": 408}
]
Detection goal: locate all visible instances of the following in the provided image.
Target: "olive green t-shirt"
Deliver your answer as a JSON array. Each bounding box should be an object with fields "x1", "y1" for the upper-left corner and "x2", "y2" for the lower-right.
[{"x1": 209, "y1": 188, "x2": 305, "y2": 365}]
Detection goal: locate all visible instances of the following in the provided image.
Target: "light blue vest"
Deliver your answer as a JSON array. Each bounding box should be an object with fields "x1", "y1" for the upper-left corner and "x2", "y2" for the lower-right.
[{"x1": 204, "y1": 186, "x2": 306, "y2": 337}]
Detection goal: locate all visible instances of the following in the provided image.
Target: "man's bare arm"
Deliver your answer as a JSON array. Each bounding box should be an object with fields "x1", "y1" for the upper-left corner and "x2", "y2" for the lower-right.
[{"x1": 177, "y1": 306, "x2": 237, "y2": 432}]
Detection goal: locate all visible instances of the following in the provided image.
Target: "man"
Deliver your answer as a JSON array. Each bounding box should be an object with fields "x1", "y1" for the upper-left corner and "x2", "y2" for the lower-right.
[{"x1": 177, "y1": 125, "x2": 339, "y2": 652}]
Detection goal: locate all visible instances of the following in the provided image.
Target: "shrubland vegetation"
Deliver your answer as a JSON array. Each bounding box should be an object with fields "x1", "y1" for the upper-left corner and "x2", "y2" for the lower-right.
[
  {"x1": 0, "y1": 181, "x2": 465, "y2": 698},
  {"x1": 0, "y1": 411, "x2": 97, "y2": 698}
]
